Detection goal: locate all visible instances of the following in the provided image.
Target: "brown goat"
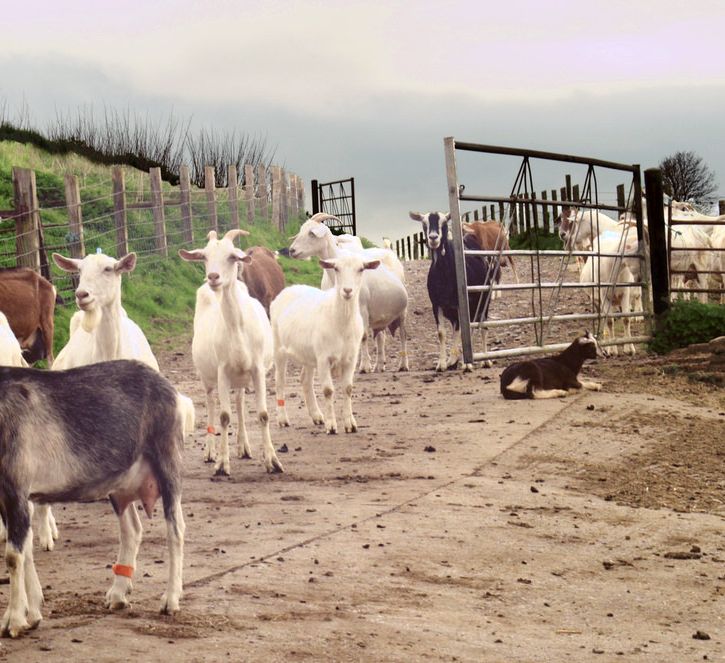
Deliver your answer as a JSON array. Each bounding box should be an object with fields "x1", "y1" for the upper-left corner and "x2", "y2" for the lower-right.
[
  {"x1": 0, "y1": 267, "x2": 56, "y2": 365},
  {"x1": 238, "y1": 246, "x2": 285, "y2": 314},
  {"x1": 462, "y1": 221, "x2": 519, "y2": 285}
]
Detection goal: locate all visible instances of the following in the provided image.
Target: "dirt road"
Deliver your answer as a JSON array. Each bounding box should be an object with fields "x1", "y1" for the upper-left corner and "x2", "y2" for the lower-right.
[{"x1": 1, "y1": 260, "x2": 722, "y2": 662}]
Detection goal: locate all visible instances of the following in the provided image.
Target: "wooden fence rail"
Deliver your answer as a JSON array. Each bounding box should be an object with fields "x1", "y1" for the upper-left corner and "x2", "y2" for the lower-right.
[{"x1": 0, "y1": 162, "x2": 306, "y2": 296}]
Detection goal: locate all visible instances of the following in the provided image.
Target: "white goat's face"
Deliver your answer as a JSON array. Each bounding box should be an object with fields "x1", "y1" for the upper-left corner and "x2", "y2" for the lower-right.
[
  {"x1": 557, "y1": 206, "x2": 577, "y2": 246},
  {"x1": 318, "y1": 255, "x2": 380, "y2": 302},
  {"x1": 288, "y1": 219, "x2": 331, "y2": 259},
  {"x1": 409, "y1": 211, "x2": 450, "y2": 251},
  {"x1": 178, "y1": 229, "x2": 251, "y2": 291},
  {"x1": 52, "y1": 252, "x2": 137, "y2": 311}
]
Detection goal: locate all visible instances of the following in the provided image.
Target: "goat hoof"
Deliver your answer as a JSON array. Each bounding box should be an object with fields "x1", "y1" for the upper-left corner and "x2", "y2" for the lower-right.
[
  {"x1": 160, "y1": 592, "x2": 180, "y2": 615},
  {"x1": 398, "y1": 365, "x2": 410, "y2": 372},
  {"x1": 344, "y1": 425, "x2": 357, "y2": 433},
  {"x1": 238, "y1": 450, "x2": 252, "y2": 460},
  {"x1": 268, "y1": 460, "x2": 285, "y2": 474},
  {"x1": 326, "y1": 427, "x2": 337, "y2": 435},
  {"x1": 213, "y1": 467, "x2": 230, "y2": 477}
]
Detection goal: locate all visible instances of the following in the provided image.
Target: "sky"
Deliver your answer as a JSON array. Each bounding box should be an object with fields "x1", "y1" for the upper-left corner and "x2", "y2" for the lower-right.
[{"x1": 2, "y1": 0, "x2": 725, "y2": 243}]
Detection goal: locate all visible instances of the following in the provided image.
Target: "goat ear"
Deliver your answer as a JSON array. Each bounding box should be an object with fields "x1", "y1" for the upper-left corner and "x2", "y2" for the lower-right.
[
  {"x1": 443, "y1": 213, "x2": 451, "y2": 222},
  {"x1": 206, "y1": 230, "x2": 218, "y2": 241},
  {"x1": 115, "y1": 253, "x2": 137, "y2": 274},
  {"x1": 311, "y1": 224, "x2": 328, "y2": 238},
  {"x1": 233, "y1": 249, "x2": 251, "y2": 263},
  {"x1": 319, "y1": 259, "x2": 336, "y2": 270},
  {"x1": 52, "y1": 253, "x2": 81, "y2": 273},
  {"x1": 409, "y1": 211, "x2": 424, "y2": 222},
  {"x1": 461, "y1": 223, "x2": 474, "y2": 234},
  {"x1": 363, "y1": 260, "x2": 380, "y2": 270},
  {"x1": 178, "y1": 249, "x2": 206, "y2": 262}
]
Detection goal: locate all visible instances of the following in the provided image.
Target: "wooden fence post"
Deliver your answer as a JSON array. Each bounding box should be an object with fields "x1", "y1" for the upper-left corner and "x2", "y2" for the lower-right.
[
  {"x1": 616, "y1": 184, "x2": 626, "y2": 212},
  {"x1": 228, "y1": 164, "x2": 240, "y2": 230},
  {"x1": 244, "y1": 164, "x2": 255, "y2": 223},
  {"x1": 12, "y1": 167, "x2": 41, "y2": 273},
  {"x1": 64, "y1": 174, "x2": 85, "y2": 259},
  {"x1": 551, "y1": 189, "x2": 559, "y2": 225},
  {"x1": 288, "y1": 173, "x2": 298, "y2": 219},
  {"x1": 179, "y1": 164, "x2": 193, "y2": 243},
  {"x1": 572, "y1": 184, "x2": 580, "y2": 202},
  {"x1": 296, "y1": 175, "x2": 305, "y2": 214},
  {"x1": 644, "y1": 169, "x2": 669, "y2": 319},
  {"x1": 112, "y1": 167, "x2": 129, "y2": 257},
  {"x1": 256, "y1": 164, "x2": 268, "y2": 220},
  {"x1": 204, "y1": 166, "x2": 218, "y2": 233},
  {"x1": 270, "y1": 166, "x2": 281, "y2": 231},
  {"x1": 149, "y1": 167, "x2": 168, "y2": 257},
  {"x1": 720, "y1": 199, "x2": 725, "y2": 215},
  {"x1": 565, "y1": 174, "x2": 572, "y2": 202},
  {"x1": 541, "y1": 190, "x2": 549, "y2": 233},
  {"x1": 281, "y1": 169, "x2": 289, "y2": 230}
]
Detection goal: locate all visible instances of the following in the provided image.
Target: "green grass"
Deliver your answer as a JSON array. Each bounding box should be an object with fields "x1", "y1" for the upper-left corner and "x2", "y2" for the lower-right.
[{"x1": 0, "y1": 139, "x2": 321, "y2": 357}]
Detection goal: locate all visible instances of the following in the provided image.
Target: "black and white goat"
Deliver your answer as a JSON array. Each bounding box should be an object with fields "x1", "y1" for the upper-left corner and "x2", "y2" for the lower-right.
[
  {"x1": 0, "y1": 360, "x2": 185, "y2": 638},
  {"x1": 409, "y1": 211, "x2": 497, "y2": 370},
  {"x1": 500, "y1": 331, "x2": 605, "y2": 400}
]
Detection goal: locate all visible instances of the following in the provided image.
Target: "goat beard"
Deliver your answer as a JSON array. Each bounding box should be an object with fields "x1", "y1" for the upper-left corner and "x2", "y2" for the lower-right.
[{"x1": 80, "y1": 307, "x2": 102, "y2": 333}]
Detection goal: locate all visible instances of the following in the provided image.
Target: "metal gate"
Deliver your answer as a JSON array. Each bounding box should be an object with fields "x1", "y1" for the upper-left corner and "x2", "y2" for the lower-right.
[
  {"x1": 311, "y1": 177, "x2": 356, "y2": 235},
  {"x1": 442, "y1": 138, "x2": 654, "y2": 364}
]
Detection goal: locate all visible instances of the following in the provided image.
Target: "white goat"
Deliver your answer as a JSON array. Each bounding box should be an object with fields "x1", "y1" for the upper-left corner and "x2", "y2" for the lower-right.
[
  {"x1": 271, "y1": 254, "x2": 380, "y2": 434},
  {"x1": 710, "y1": 225, "x2": 725, "y2": 303},
  {"x1": 668, "y1": 225, "x2": 713, "y2": 303},
  {"x1": 558, "y1": 207, "x2": 620, "y2": 271},
  {"x1": 580, "y1": 227, "x2": 642, "y2": 355},
  {"x1": 179, "y1": 230, "x2": 283, "y2": 476},
  {"x1": 289, "y1": 214, "x2": 409, "y2": 373},
  {"x1": 41, "y1": 251, "x2": 194, "y2": 552}
]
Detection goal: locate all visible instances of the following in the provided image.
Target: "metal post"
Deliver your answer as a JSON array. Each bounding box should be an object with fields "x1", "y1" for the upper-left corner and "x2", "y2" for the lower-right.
[
  {"x1": 443, "y1": 137, "x2": 474, "y2": 368},
  {"x1": 349, "y1": 177, "x2": 356, "y2": 235},
  {"x1": 311, "y1": 179, "x2": 319, "y2": 215},
  {"x1": 644, "y1": 168, "x2": 669, "y2": 319}
]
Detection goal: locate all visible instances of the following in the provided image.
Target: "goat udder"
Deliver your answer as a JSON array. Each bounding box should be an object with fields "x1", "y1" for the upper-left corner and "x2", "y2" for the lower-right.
[{"x1": 110, "y1": 473, "x2": 161, "y2": 518}]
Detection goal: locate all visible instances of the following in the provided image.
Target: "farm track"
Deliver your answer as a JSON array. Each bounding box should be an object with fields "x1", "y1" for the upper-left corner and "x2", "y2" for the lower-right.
[{"x1": 0, "y1": 259, "x2": 722, "y2": 663}]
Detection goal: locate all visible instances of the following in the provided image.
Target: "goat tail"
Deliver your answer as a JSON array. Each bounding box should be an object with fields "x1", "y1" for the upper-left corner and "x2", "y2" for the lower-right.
[{"x1": 177, "y1": 393, "x2": 196, "y2": 445}]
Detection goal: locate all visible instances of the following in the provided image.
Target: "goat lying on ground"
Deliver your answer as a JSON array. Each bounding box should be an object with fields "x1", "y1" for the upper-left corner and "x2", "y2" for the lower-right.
[
  {"x1": 0, "y1": 359, "x2": 185, "y2": 638},
  {"x1": 0, "y1": 268, "x2": 56, "y2": 366},
  {"x1": 271, "y1": 254, "x2": 380, "y2": 434},
  {"x1": 500, "y1": 331, "x2": 605, "y2": 399}
]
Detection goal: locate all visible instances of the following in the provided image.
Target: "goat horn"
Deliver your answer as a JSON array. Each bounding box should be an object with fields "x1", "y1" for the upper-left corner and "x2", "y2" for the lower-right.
[
  {"x1": 207, "y1": 230, "x2": 218, "y2": 241},
  {"x1": 224, "y1": 228, "x2": 251, "y2": 242},
  {"x1": 309, "y1": 213, "x2": 340, "y2": 224}
]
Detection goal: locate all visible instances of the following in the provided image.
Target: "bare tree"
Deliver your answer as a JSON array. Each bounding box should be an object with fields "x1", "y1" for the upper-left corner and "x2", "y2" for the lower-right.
[{"x1": 659, "y1": 151, "x2": 717, "y2": 210}]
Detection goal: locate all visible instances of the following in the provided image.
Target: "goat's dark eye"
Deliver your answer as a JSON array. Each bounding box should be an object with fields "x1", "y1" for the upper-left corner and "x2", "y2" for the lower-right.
[
  {"x1": 308, "y1": 230, "x2": 315, "y2": 237},
  {"x1": 358, "y1": 267, "x2": 364, "y2": 273},
  {"x1": 104, "y1": 266, "x2": 114, "y2": 273}
]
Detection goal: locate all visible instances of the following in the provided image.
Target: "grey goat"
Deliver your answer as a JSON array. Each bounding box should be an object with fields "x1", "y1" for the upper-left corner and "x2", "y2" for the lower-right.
[{"x1": 0, "y1": 359, "x2": 185, "y2": 638}]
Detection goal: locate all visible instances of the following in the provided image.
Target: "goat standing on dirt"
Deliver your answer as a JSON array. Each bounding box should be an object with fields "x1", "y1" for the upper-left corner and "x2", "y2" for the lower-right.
[
  {"x1": 410, "y1": 211, "x2": 495, "y2": 371},
  {"x1": 0, "y1": 360, "x2": 185, "y2": 638},
  {"x1": 179, "y1": 230, "x2": 284, "y2": 476},
  {"x1": 500, "y1": 331, "x2": 605, "y2": 399}
]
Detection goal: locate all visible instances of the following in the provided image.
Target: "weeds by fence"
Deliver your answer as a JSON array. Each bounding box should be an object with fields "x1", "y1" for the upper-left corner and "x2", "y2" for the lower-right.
[{"x1": 0, "y1": 162, "x2": 305, "y2": 300}]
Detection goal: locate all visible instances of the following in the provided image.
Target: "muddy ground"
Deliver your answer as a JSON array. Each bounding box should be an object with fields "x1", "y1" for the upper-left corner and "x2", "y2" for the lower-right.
[{"x1": 1, "y1": 259, "x2": 723, "y2": 663}]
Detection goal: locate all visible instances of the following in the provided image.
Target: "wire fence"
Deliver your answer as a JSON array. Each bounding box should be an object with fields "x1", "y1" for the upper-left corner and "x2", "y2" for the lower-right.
[{"x1": 1, "y1": 163, "x2": 306, "y2": 301}]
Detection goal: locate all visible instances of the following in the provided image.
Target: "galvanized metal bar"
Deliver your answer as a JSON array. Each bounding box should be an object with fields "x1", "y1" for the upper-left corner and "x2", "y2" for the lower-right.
[
  {"x1": 467, "y1": 280, "x2": 644, "y2": 292},
  {"x1": 459, "y1": 194, "x2": 626, "y2": 213},
  {"x1": 444, "y1": 137, "x2": 474, "y2": 366},
  {"x1": 472, "y1": 335, "x2": 652, "y2": 361},
  {"x1": 453, "y1": 142, "x2": 638, "y2": 173}
]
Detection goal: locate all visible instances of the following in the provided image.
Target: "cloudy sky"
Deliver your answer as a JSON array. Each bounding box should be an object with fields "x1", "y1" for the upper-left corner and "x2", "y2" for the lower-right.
[{"x1": 2, "y1": 0, "x2": 725, "y2": 242}]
